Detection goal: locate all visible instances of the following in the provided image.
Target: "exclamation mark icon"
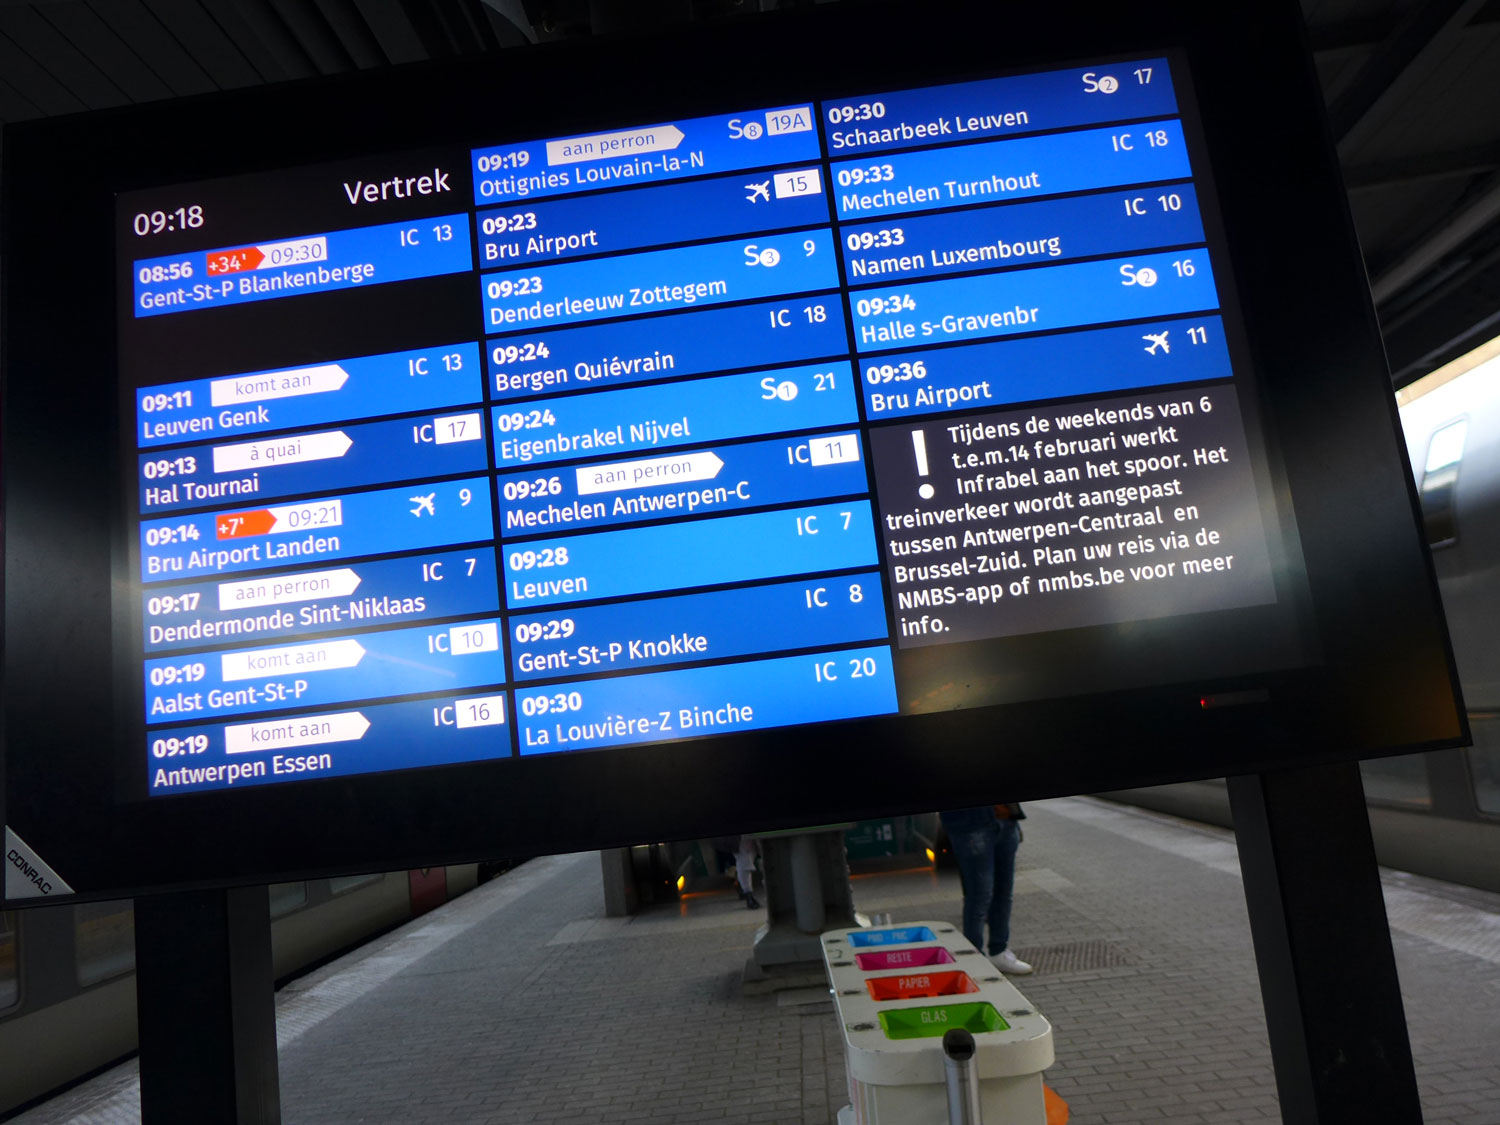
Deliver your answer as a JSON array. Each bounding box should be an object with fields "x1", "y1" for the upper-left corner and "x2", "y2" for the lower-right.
[{"x1": 912, "y1": 430, "x2": 936, "y2": 500}]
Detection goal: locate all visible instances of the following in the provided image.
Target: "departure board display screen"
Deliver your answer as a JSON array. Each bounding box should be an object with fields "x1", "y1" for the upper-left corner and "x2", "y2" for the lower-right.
[
  {"x1": 3, "y1": 0, "x2": 1470, "y2": 902},
  {"x1": 118, "y1": 53, "x2": 1306, "y2": 798}
]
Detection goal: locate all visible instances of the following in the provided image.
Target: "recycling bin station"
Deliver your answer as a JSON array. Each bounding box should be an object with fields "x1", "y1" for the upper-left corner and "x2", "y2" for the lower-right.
[{"x1": 822, "y1": 921, "x2": 1053, "y2": 1124}]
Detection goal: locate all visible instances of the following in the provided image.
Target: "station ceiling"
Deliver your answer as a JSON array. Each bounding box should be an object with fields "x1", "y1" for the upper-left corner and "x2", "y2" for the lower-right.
[{"x1": 2, "y1": 0, "x2": 1499, "y2": 388}]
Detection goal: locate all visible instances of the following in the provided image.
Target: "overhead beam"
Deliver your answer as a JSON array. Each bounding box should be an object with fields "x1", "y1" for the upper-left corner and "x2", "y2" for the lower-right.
[
  {"x1": 310, "y1": 0, "x2": 388, "y2": 69},
  {"x1": 429, "y1": 0, "x2": 505, "y2": 53},
  {"x1": 0, "y1": 70, "x2": 43, "y2": 121},
  {"x1": 1308, "y1": 0, "x2": 1500, "y2": 55},
  {"x1": 1331, "y1": 0, "x2": 1487, "y2": 157},
  {"x1": 389, "y1": 0, "x2": 467, "y2": 57},
  {"x1": 0, "y1": 25, "x2": 88, "y2": 113},
  {"x1": 1379, "y1": 230, "x2": 1500, "y2": 335},
  {"x1": 480, "y1": 0, "x2": 537, "y2": 43},
  {"x1": 350, "y1": 0, "x2": 428, "y2": 64},
  {"x1": 1344, "y1": 145, "x2": 1500, "y2": 192},
  {"x1": 1390, "y1": 305, "x2": 1500, "y2": 389},
  {"x1": 1305, "y1": 14, "x2": 1401, "y2": 55},
  {"x1": 1370, "y1": 169, "x2": 1500, "y2": 304},
  {"x1": 263, "y1": 0, "x2": 358, "y2": 74},
  {"x1": 204, "y1": 0, "x2": 319, "y2": 81}
]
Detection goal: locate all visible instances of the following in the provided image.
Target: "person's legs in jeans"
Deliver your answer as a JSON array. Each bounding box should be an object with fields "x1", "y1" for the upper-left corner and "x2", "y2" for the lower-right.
[
  {"x1": 949, "y1": 822, "x2": 998, "y2": 952},
  {"x1": 986, "y1": 817, "x2": 1020, "y2": 954}
]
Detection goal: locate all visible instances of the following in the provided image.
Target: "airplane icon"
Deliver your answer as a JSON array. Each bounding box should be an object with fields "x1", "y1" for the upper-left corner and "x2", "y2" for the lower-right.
[
  {"x1": 1142, "y1": 331, "x2": 1171, "y2": 356},
  {"x1": 409, "y1": 493, "x2": 436, "y2": 517},
  {"x1": 745, "y1": 181, "x2": 771, "y2": 203}
]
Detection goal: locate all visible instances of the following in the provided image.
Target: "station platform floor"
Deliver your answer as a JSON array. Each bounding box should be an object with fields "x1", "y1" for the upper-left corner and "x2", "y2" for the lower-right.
[{"x1": 15, "y1": 796, "x2": 1500, "y2": 1125}]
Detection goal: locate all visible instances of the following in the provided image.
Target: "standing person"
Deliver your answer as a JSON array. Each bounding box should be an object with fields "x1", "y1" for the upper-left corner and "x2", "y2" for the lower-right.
[
  {"x1": 734, "y1": 835, "x2": 759, "y2": 909},
  {"x1": 940, "y1": 804, "x2": 1033, "y2": 974},
  {"x1": 709, "y1": 835, "x2": 760, "y2": 908}
]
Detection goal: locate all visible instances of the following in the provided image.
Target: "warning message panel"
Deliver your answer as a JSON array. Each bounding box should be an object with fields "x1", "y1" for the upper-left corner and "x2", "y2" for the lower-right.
[
  {"x1": 870, "y1": 385, "x2": 1276, "y2": 645},
  {"x1": 122, "y1": 52, "x2": 1292, "y2": 795}
]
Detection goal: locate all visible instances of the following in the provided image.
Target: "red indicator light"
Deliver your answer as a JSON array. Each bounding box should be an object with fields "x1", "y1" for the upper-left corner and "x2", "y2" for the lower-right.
[{"x1": 1199, "y1": 689, "x2": 1270, "y2": 709}]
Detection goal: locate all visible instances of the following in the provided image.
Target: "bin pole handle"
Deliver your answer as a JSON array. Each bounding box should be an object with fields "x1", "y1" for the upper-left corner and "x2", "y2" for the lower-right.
[{"x1": 942, "y1": 1028, "x2": 984, "y2": 1125}]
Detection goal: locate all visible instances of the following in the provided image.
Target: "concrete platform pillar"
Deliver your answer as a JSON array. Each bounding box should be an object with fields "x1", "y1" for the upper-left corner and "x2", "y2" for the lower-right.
[
  {"x1": 789, "y1": 832, "x2": 827, "y2": 932},
  {"x1": 744, "y1": 826, "x2": 858, "y2": 993},
  {"x1": 599, "y1": 847, "x2": 638, "y2": 917}
]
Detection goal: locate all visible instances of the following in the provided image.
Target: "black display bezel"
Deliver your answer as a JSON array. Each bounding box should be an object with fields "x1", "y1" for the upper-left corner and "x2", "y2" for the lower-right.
[{"x1": 2, "y1": 0, "x2": 1465, "y2": 904}]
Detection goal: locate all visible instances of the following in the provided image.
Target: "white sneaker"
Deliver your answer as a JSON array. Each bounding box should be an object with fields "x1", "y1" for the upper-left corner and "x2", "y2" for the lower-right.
[{"x1": 990, "y1": 949, "x2": 1033, "y2": 975}]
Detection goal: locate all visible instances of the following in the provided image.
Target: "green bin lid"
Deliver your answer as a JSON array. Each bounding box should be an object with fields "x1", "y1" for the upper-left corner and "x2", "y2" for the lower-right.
[{"x1": 877, "y1": 1001, "x2": 1010, "y2": 1040}]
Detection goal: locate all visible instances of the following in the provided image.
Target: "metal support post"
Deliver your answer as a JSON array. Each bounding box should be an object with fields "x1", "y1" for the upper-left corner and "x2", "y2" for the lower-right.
[
  {"x1": 1228, "y1": 761, "x2": 1422, "y2": 1124},
  {"x1": 135, "y1": 885, "x2": 281, "y2": 1124},
  {"x1": 789, "y1": 832, "x2": 827, "y2": 933},
  {"x1": 943, "y1": 1028, "x2": 984, "y2": 1125}
]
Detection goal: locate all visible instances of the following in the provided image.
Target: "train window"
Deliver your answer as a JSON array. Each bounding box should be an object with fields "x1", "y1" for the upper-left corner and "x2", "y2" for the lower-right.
[
  {"x1": 1359, "y1": 752, "x2": 1433, "y2": 808},
  {"x1": 1468, "y1": 714, "x2": 1500, "y2": 816},
  {"x1": 269, "y1": 882, "x2": 308, "y2": 919},
  {"x1": 0, "y1": 912, "x2": 17, "y2": 1011},
  {"x1": 74, "y1": 901, "x2": 135, "y2": 987},
  {"x1": 329, "y1": 874, "x2": 382, "y2": 897},
  {"x1": 1418, "y1": 418, "x2": 1468, "y2": 548}
]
